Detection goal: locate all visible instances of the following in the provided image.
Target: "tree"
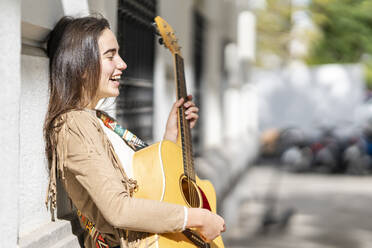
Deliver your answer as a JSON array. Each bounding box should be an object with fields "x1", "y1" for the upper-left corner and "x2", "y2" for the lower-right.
[
  {"x1": 255, "y1": 0, "x2": 292, "y2": 68},
  {"x1": 307, "y1": 0, "x2": 372, "y2": 88}
]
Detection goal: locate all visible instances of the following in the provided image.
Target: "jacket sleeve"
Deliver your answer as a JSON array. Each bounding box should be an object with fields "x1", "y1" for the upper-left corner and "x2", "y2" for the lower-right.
[{"x1": 61, "y1": 111, "x2": 185, "y2": 233}]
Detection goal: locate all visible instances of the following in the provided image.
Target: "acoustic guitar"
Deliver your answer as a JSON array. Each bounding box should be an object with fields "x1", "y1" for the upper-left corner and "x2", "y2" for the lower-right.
[{"x1": 131, "y1": 16, "x2": 225, "y2": 248}]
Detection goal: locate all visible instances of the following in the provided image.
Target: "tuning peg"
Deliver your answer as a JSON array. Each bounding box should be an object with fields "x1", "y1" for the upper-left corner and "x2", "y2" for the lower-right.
[
  {"x1": 152, "y1": 22, "x2": 160, "y2": 36},
  {"x1": 158, "y1": 38, "x2": 164, "y2": 45}
]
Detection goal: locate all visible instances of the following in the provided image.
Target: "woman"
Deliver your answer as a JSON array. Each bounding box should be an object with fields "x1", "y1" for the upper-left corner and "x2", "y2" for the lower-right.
[{"x1": 44, "y1": 15, "x2": 225, "y2": 248}]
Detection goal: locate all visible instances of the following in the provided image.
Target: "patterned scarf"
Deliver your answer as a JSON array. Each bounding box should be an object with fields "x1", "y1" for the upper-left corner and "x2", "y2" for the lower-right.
[{"x1": 96, "y1": 110, "x2": 148, "y2": 151}]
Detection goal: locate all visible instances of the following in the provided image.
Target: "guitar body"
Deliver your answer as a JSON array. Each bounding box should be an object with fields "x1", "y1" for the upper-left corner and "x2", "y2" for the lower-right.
[{"x1": 132, "y1": 140, "x2": 224, "y2": 248}]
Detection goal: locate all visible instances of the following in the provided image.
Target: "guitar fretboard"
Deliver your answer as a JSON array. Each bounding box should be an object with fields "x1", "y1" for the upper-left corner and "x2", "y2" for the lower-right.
[{"x1": 174, "y1": 53, "x2": 196, "y2": 182}]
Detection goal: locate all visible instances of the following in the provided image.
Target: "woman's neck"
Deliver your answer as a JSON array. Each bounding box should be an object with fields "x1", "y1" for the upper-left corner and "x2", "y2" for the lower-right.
[
  {"x1": 85, "y1": 96, "x2": 101, "y2": 109},
  {"x1": 86, "y1": 101, "x2": 98, "y2": 109}
]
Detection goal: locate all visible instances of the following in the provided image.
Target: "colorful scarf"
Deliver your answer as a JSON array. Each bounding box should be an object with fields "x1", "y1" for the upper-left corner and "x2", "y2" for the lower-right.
[{"x1": 96, "y1": 110, "x2": 148, "y2": 151}]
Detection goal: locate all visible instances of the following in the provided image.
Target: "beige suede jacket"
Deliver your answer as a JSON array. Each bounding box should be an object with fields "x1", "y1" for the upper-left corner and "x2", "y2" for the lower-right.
[{"x1": 45, "y1": 110, "x2": 185, "y2": 248}]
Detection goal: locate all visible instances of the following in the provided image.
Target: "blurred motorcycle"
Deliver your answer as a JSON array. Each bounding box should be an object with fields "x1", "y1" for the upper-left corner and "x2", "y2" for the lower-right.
[{"x1": 344, "y1": 118, "x2": 372, "y2": 175}]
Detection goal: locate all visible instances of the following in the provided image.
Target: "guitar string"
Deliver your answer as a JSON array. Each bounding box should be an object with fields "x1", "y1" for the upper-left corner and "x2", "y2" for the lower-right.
[
  {"x1": 184, "y1": 114, "x2": 195, "y2": 206},
  {"x1": 183, "y1": 58, "x2": 195, "y2": 207},
  {"x1": 177, "y1": 55, "x2": 192, "y2": 207},
  {"x1": 177, "y1": 54, "x2": 199, "y2": 207}
]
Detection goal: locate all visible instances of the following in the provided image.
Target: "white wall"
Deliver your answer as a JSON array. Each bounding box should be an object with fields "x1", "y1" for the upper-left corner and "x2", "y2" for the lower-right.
[
  {"x1": 19, "y1": 55, "x2": 50, "y2": 236},
  {"x1": 22, "y1": 0, "x2": 64, "y2": 49},
  {"x1": 22, "y1": 0, "x2": 64, "y2": 29},
  {"x1": 0, "y1": 0, "x2": 21, "y2": 246}
]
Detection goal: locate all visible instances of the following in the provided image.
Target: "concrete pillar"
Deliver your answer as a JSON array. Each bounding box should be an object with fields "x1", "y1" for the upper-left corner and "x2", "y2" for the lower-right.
[
  {"x1": 237, "y1": 11, "x2": 256, "y2": 62},
  {"x1": 61, "y1": 0, "x2": 89, "y2": 16},
  {"x1": 19, "y1": 55, "x2": 50, "y2": 237},
  {"x1": 0, "y1": 0, "x2": 21, "y2": 246},
  {"x1": 223, "y1": 43, "x2": 240, "y2": 140},
  {"x1": 223, "y1": 88, "x2": 241, "y2": 139},
  {"x1": 202, "y1": 0, "x2": 224, "y2": 148},
  {"x1": 241, "y1": 83, "x2": 258, "y2": 135}
]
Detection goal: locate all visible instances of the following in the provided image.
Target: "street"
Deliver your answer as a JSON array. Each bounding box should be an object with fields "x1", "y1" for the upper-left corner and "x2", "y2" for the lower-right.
[{"x1": 222, "y1": 164, "x2": 372, "y2": 248}]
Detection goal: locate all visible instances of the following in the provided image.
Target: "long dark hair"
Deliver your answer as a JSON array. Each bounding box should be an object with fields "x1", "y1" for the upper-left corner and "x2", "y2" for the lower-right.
[{"x1": 44, "y1": 15, "x2": 110, "y2": 169}]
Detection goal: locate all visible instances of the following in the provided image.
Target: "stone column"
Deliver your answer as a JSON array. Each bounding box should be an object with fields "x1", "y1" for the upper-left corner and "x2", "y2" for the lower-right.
[
  {"x1": 0, "y1": 0, "x2": 21, "y2": 246},
  {"x1": 202, "y1": 5, "x2": 223, "y2": 148},
  {"x1": 61, "y1": 0, "x2": 89, "y2": 16}
]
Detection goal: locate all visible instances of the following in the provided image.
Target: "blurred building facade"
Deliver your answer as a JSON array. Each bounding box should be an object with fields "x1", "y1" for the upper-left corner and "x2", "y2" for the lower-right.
[{"x1": 0, "y1": 0, "x2": 259, "y2": 247}]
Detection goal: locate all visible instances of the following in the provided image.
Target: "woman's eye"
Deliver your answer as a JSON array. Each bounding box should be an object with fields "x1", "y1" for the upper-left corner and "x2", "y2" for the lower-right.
[{"x1": 107, "y1": 56, "x2": 114, "y2": 61}]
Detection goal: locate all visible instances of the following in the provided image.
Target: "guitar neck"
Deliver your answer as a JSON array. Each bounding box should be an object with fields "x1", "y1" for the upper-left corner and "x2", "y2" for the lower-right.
[{"x1": 174, "y1": 53, "x2": 196, "y2": 181}]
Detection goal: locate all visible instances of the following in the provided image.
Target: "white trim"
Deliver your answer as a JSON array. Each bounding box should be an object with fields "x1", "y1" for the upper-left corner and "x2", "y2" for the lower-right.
[
  {"x1": 154, "y1": 234, "x2": 159, "y2": 248},
  {"x1": 154, "y1": 141, "x2": 167, "y2": 248},
  {"x1": 158, "y1": 141, "x2": 166, "y2": 202},
  {"x1": 182, "y1": 206, "x2": 188, "y2": 231}
]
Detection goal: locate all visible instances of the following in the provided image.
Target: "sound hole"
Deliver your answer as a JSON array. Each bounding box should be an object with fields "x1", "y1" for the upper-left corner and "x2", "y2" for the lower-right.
[{"x1": 180, "y1": 176, "x2": 200, "y2": 208}]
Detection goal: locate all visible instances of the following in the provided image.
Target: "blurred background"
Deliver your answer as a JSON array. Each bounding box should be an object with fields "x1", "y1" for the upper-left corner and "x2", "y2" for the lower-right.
[{"x1": 2, "y1": 0, "x2": 372, "y2": 247}]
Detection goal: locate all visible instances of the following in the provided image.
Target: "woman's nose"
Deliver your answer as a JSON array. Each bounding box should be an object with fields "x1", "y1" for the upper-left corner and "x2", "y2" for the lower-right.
[{"x1": 117, "y1": 59, "x2": 127, "y2": 70}]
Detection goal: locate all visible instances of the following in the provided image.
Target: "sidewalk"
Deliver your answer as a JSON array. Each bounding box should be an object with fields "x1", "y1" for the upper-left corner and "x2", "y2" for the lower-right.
[{"x1": 223, "y1": 165, "x2": 372, "y2": 248}]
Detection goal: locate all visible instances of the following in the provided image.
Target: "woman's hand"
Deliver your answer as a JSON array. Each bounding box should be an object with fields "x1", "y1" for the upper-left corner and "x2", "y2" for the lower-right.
[
  {"x1": 163, "y1": 95, "x2": 199, "y2": 143},
  {"x1": 186, "y1": 208, "x2": 226, "y2": 242}
]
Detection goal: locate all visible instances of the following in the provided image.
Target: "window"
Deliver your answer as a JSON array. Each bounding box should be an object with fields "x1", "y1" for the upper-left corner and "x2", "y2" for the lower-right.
[{"x1": 116, "y1": 0, "x2": 157, "y2": 142}]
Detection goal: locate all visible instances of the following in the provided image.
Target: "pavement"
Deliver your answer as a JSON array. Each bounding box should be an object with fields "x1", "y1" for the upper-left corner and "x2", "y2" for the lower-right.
[{"x1": 221, "y1": 164, "x2": 372, "y2": 248}]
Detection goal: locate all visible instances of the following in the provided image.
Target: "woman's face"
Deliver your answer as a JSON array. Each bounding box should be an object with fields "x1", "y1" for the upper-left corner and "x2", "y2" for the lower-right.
[{"x1": 96, "y1": 28, "x2": 126, "y2": 99}]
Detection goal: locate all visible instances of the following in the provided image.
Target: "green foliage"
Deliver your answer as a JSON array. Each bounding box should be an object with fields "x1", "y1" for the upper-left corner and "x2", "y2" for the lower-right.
[
  {"x1": 307, "y1": 0, "x2": 372, "y2": 89},
  {"x1": 364, "y1": 62, "x2": 372, "y2": 90},
  {"x1": 255, "y1": 0, "x2": 292, "y2": 67}
]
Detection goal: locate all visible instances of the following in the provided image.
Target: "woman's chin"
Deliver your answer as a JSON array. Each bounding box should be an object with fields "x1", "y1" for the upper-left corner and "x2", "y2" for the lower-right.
[
  {"x1": 100, "y1": 90, "x2": 120, "y2": 99},
  {"x1": 108, "y1": 81, "x2": 120, "y2": 97},
  {"x1": 108, "y1": 90, "x2": 120, "y2": 98}
]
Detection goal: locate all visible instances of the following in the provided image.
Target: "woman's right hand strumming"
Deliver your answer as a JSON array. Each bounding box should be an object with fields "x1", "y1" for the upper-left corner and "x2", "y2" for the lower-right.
[{"x1": 186, "y1": 208, "x2": 226, "y2": 242}]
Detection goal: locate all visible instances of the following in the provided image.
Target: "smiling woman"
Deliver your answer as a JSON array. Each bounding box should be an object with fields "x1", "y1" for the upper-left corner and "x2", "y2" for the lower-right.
[{"x1": 43, "y1": 15, "x2": 224, "y2": 248}]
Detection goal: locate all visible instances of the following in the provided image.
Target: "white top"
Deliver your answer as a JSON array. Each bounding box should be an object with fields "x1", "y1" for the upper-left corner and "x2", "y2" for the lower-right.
[
  {"x1": 98, "y1": 118, "x2": 188, "y2": 230},
  {"x1": 98, "y1": 119, "x2": 135, "y2": 178}
]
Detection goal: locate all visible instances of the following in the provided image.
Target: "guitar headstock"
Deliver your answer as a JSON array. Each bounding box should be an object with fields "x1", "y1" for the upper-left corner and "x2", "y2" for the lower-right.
[{"x1": 153, "y1": 16, "x2": 181, "y2": 55}]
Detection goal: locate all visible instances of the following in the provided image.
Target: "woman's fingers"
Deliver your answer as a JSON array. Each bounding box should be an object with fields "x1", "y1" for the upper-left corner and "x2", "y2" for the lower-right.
[
  {"x1": 183, "y1": 100, "x2": 195, "y2": 108},
  {"x1": 185, "y1": 106, "x2": 199, "y2": 115},
  {"x1": 173, "y1": 98, "x2": 185, "y2": 111},
  {"x1": 185, "y1": 112, "x2": 199, "y2": 120},
  {"x1": 171, "y1": 96, "x2": 199, "y2": 128},
  {"x1": 185, "y1": 106, "x2": 199, "y2": 128}
]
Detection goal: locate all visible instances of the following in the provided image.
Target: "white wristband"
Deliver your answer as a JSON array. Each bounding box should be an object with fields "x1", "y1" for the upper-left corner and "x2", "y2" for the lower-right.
[{"x1": 182, "y1": 206, "x2": 188, "y2": 231}]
